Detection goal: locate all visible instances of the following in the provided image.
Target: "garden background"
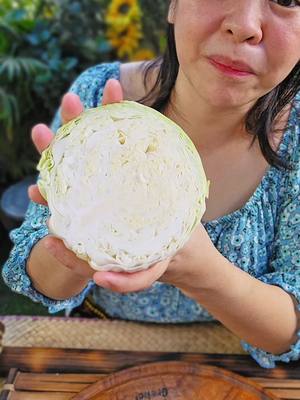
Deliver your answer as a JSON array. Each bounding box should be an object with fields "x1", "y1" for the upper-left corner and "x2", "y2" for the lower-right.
[{"x1": 0, "y1": 0, "x2": 168, "y2": 315}]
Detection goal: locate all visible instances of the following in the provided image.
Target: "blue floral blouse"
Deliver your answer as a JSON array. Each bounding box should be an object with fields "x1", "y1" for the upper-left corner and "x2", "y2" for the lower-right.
[{"x1": 2, "y1": 62, "x2": 300, "y2": 369}]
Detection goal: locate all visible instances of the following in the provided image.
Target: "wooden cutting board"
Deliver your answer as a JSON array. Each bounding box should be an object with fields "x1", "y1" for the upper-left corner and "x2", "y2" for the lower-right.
[
  {"x1": 71, "y1": 361, "x2": 279, "y2": 400},
  {"x1": 2, "y1": 348, "x2": 300, "y2": 399}
]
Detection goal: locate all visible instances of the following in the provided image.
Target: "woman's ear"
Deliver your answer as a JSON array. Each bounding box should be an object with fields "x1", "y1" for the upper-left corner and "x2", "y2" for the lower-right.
[{"x1": 167, "y1": 0, "x2": 176, "y2": 24}]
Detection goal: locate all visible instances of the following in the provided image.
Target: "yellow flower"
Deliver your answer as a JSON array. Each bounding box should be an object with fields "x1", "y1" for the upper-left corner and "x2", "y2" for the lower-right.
[
  {"x1": 106, "y1": 0, "x2": 142, "y2": 33},
  {"x1": 131, "y1": 48, "x2": 156, "y2": 61},
  {"x1": 107, "y1": 23, "x2": 143, "y2": 58}
]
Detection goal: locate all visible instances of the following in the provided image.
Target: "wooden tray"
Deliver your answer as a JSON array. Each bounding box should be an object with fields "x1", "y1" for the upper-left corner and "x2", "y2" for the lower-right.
[
  {"x1": 3, "y1": 365, "x2": 300, "y2": 399},
  {"x1": 1, "y1": 347, "x2": 300, "y2": 399}
]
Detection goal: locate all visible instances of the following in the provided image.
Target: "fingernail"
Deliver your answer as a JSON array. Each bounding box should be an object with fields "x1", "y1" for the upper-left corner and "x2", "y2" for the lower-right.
[
  {"x1": 100, "y1": 281, "x2": 112, "y2": 289},
  {"x1": 93, "y1": 273, "x2": 112, "y2": 289},
  {"x1": 94, "y1": 279, "x2": 111, "y2": 290}
]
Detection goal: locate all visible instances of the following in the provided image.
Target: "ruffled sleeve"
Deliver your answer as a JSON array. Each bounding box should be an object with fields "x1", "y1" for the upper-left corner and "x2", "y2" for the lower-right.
[
  {"x1": 2, "y1": 62, "x2": 120, "y2": 313},
  {"x1": 242, "y1": 93, "x2": 300, "y2": 368}
]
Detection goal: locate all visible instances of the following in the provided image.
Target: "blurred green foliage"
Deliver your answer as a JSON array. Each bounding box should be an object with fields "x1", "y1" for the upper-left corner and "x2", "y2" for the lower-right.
[{"x1": 0, "y1": 0, "x2": 168, "y2": 184}]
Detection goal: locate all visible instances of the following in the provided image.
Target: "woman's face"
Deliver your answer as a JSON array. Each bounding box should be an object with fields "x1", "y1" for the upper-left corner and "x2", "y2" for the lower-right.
[{"x1": 168, "y1": 0, "x2": 300, "y2": 109}]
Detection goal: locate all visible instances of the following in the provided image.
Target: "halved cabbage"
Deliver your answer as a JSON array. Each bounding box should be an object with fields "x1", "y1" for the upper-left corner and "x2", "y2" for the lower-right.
[{"x1": 38, "y1": 101, "x2": 209, "y2": 272}]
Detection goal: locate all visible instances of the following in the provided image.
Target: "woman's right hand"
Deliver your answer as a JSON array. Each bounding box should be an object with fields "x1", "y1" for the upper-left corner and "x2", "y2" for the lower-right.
[{"x1": 27, "y1": 79, "x2": 124, "y2": 284}]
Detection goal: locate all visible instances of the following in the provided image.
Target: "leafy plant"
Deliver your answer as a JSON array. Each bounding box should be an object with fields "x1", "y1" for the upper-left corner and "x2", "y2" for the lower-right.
[
  {"x1": 0, "y1": 9, "x2": 50, "y2": 182},
  {"x1": 139, "y1": 0, "x2": 168, "y2": 54},
  {"x1": 0, "y1": 1, "x2": 108, "y2": 183},
  {"x1": 0, "y1": 0, "x2": 168, "y2": 184}
]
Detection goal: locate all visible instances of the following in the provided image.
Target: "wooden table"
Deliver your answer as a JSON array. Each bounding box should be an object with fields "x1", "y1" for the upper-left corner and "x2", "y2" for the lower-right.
[{"x1": 1, "y1": 347, "x2": 300, "y2": 399}]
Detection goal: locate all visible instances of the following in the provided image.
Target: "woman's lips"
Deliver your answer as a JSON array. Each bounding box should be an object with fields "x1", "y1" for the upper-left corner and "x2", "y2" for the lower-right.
[{"x1": 208, "y1": 57, "x2": 255, "y2": 77}]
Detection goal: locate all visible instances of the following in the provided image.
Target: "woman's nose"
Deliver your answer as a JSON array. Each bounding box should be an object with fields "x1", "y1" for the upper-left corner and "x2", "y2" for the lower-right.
[{"x1": 221, "y1": 1, "x2": 263, "y2": 45}]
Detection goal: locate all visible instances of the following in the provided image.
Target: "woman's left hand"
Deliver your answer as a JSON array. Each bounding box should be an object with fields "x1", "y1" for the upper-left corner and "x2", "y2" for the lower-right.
[{"x1": 93, "y1": 224, "x2": 219, "y2": 295}]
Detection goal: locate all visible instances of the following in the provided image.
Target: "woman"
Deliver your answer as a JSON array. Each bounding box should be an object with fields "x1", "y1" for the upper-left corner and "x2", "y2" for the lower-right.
[{"x1": 3, "y1": 0, "x2": 300, "y2": 368}]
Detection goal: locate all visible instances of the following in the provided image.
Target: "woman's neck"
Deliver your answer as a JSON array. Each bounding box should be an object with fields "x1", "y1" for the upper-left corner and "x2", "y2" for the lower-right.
[{"x1": 163, "y1": 72, "x2": 255, "y2": 154}]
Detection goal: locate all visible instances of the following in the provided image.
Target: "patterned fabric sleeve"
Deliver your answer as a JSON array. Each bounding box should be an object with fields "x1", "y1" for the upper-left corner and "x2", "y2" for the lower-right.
[
  {"x1": 242, "y1": 96, "x2": 300, "y2": 368},
  {"x1": 2, "y1": 62, "x2": 120, "y2": 313}
]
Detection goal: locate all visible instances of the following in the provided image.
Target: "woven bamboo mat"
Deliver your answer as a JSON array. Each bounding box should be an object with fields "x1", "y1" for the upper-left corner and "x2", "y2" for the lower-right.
[{"x1": 0, "y1": 316, "x2": 245, "y2": 354}]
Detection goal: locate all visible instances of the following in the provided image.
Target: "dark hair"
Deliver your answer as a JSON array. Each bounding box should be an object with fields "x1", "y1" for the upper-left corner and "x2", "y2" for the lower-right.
[{"x1": 138, "y1": 23, "x2": 300, "y2": 170}]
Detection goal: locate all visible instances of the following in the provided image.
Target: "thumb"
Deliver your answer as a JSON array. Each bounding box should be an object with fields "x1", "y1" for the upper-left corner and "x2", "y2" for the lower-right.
[{"x1": 102, "y1": 79, "x2": 124, "y2": 105}]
